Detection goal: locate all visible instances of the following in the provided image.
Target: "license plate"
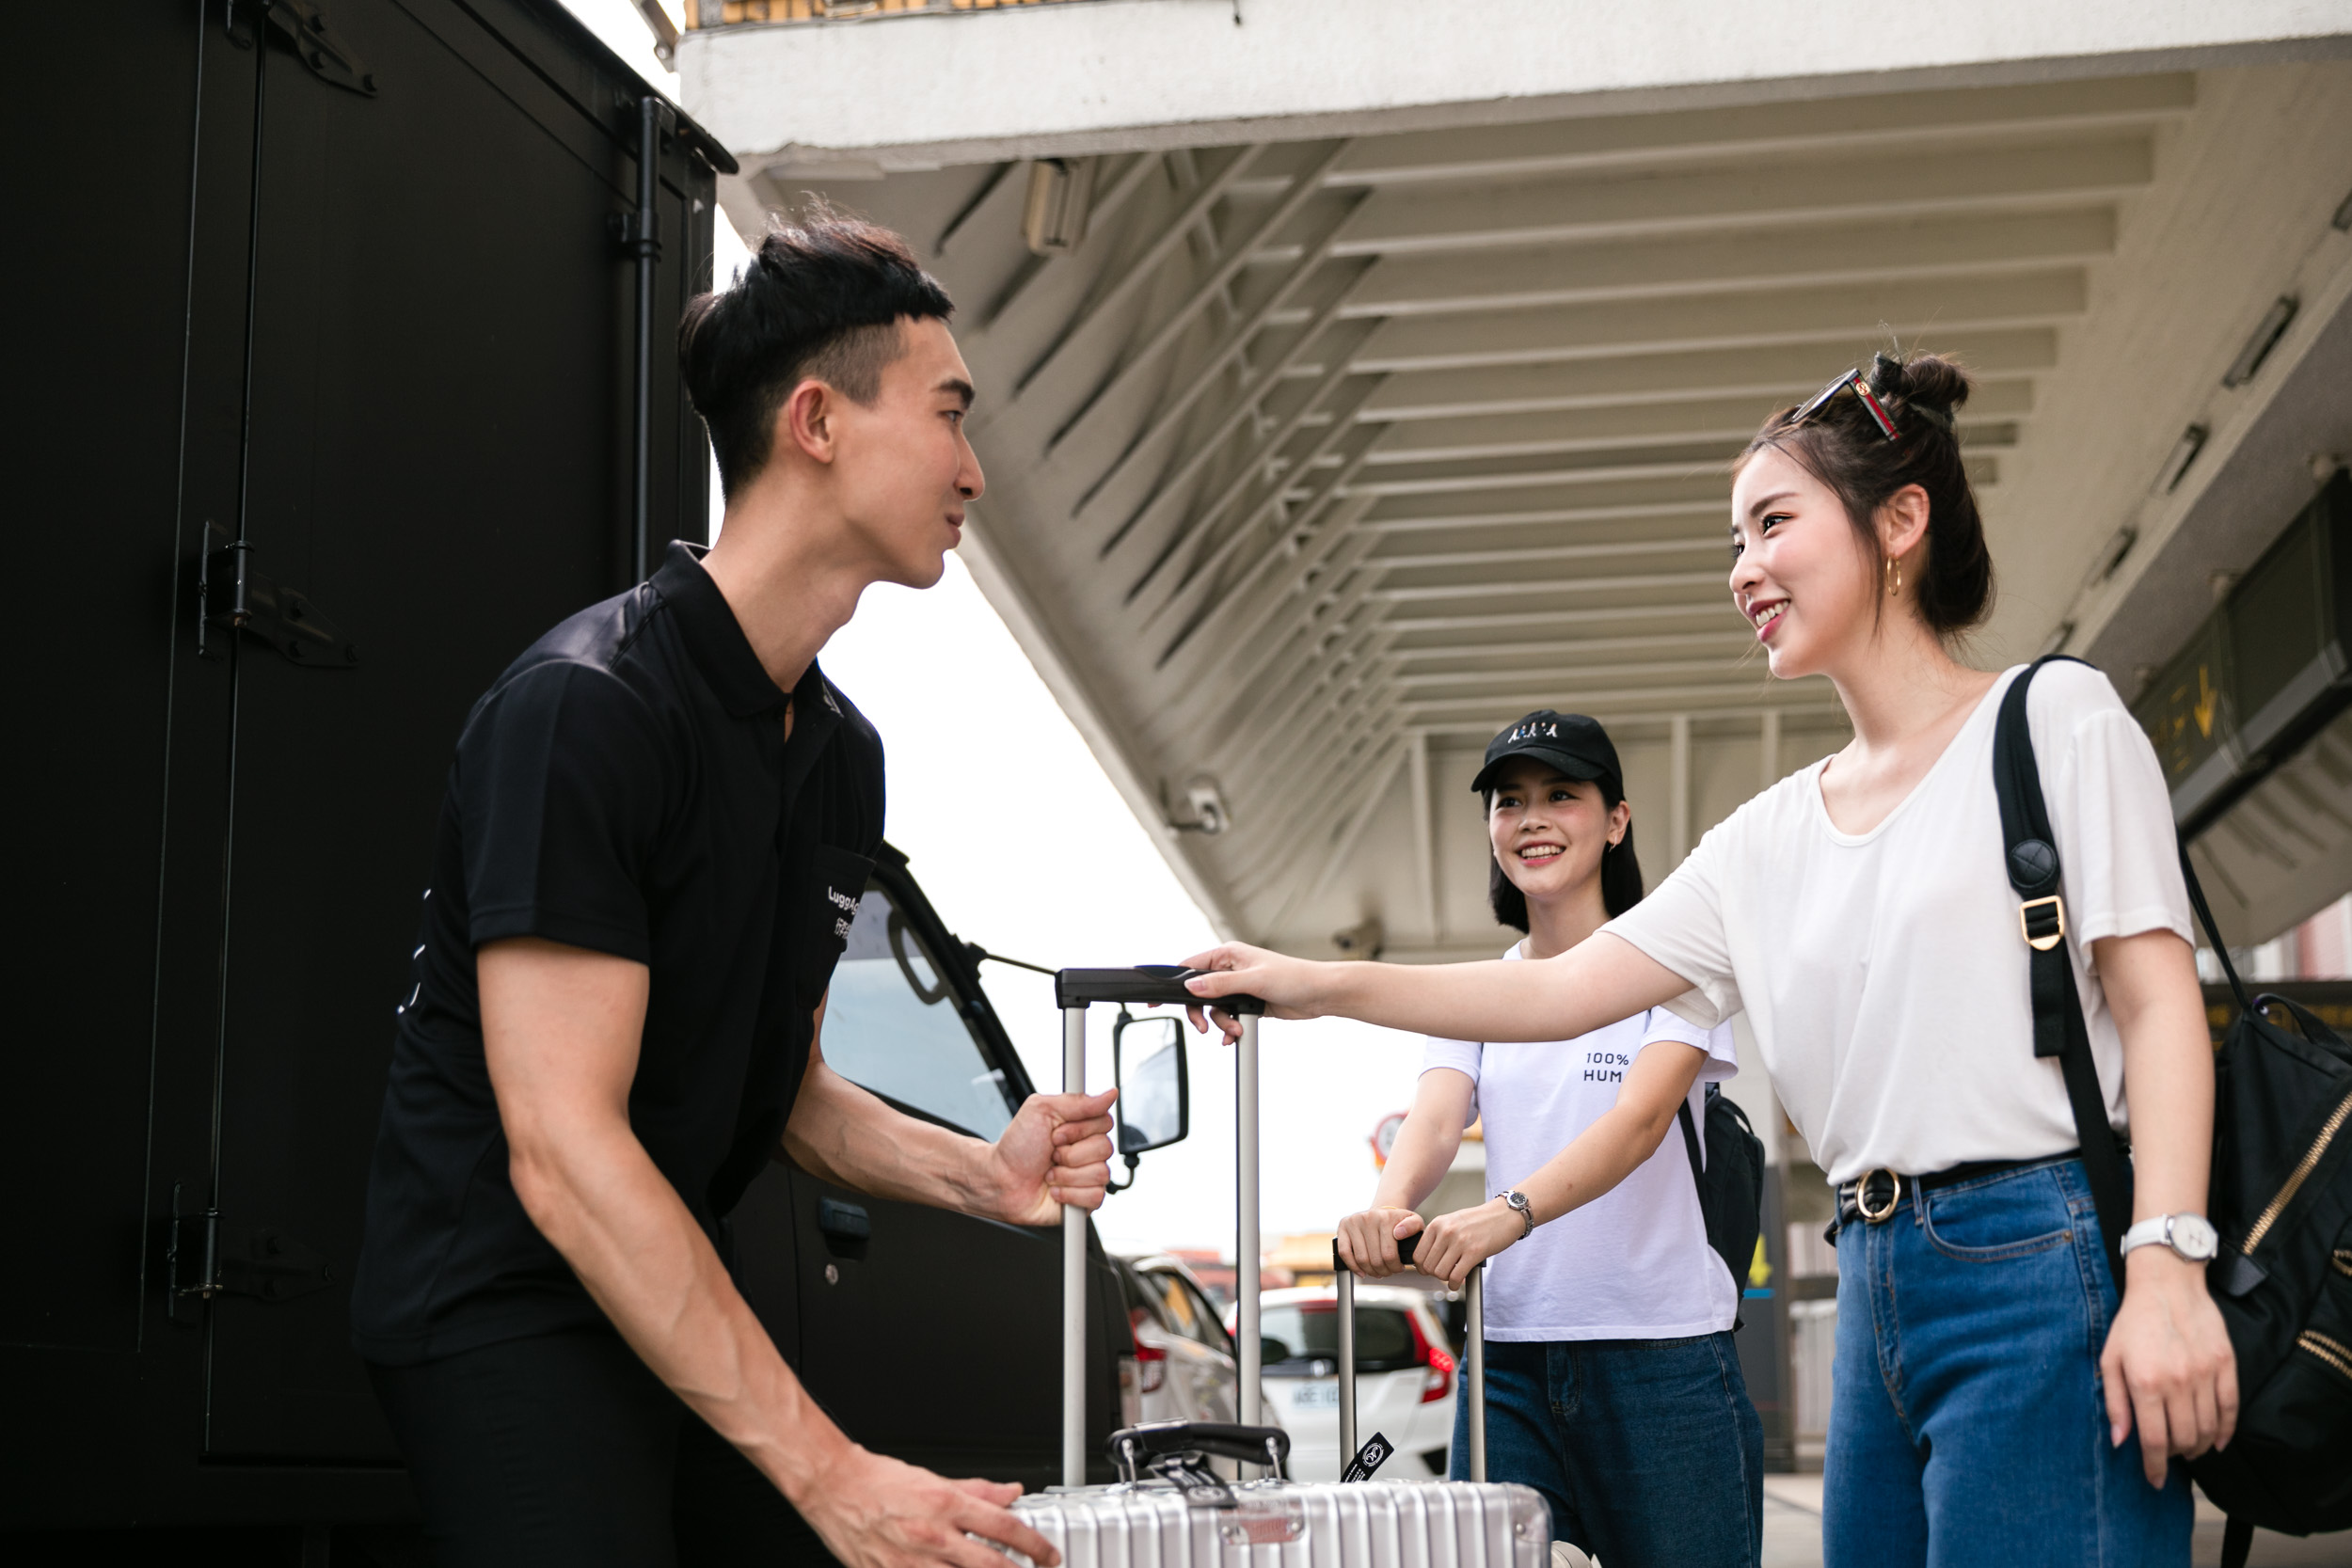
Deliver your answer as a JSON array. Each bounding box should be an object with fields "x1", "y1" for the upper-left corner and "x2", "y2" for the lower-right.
[{"x1": 1287, "y1": 1381, "x2": 1339, "y2": 1408}]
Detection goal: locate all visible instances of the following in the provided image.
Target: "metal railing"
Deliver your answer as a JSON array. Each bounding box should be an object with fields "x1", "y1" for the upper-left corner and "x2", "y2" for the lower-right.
[{"x1": 684, "y1": 0, "x2": 1111, "y2": 26}]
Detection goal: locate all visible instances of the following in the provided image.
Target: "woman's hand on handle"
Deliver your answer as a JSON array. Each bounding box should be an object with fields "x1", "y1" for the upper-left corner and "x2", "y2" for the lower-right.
[
  {"x1": 1336, "y1": 1207, "x2": 1424, "y2": 1278},
  {"x1": 1412, "y1": 1198, "x2": 1524, "y2": 1290},
  {"x1": 1181, "y1": 942, "x2": 1327, "y2": 1041}
]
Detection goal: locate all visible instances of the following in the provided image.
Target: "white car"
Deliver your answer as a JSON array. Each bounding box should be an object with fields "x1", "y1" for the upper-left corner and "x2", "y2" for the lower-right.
[
  {"x1": 1117, "y1": 1253, "x2": 1281, "y2": 1477},
  {"x1": 1230, "y1": 1284, "x2": 1459, "y2": 1482}
]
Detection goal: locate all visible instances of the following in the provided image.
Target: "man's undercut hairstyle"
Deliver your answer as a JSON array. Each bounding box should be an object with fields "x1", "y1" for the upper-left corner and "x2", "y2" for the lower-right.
[{"x1": 679, "y1": 203, "x2": 955, "y2": 498}]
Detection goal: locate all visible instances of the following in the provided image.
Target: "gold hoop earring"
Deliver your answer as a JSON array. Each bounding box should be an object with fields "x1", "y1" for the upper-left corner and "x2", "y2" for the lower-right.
[{"x1": 1885, "y1": 555, "x2": 1902, "y2": 597}]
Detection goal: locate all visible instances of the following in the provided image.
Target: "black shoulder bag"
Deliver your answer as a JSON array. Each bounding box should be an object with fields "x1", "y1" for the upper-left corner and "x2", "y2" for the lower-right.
[{"x1": 1996, "y1": 655, "x2": 2352, "y2": 1568}]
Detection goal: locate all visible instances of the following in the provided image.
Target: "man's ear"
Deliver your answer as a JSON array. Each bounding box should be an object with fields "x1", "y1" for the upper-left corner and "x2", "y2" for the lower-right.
[{"x1": 779, "y1": 377, "x2": 836, "y2": 466}]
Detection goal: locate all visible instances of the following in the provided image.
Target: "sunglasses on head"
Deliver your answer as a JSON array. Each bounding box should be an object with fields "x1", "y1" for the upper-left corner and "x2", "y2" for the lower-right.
[{"x1": 1788, "y1": 367, "x2": 1902, "y2": 442}]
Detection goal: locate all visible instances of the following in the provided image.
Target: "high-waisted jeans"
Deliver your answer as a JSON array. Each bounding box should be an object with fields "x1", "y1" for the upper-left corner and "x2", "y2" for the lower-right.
[
  {"x1": 1826, "y1": 1154, "x2": 2193, "y2": 1567},
  {"x1": 1451, "y1": 1330, "x2": 1763, "y2": 1568}
]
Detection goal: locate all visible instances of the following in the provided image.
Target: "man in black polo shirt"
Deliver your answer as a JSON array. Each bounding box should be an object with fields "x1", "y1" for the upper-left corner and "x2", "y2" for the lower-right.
[{"x1": 351, "y1": 212, "x2": 1108, "y2": 1568}]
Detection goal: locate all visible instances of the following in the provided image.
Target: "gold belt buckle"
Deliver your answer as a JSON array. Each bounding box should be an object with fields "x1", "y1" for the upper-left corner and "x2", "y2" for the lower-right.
[{"x1": 1856, "y1": 1168, "x2": 1903, "y2": 1224}]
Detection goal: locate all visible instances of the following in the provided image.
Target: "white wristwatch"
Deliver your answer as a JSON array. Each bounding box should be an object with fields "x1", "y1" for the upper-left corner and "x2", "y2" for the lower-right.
[{"x1": 2119, "y1": 1212, "x2": 2219, "y2": 1263}]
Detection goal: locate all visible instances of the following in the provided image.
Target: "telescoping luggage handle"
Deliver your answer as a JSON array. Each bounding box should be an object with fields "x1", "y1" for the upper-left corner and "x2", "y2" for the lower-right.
[
  {"x1": 1331, "y1": 1233, "x2": 1485, "y2": 1482},
  {"x1": 1057, "y1": 968, "x2": 1264, "y2": 1489}
]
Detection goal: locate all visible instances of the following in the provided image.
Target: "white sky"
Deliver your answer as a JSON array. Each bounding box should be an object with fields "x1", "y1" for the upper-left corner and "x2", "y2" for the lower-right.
[{"x1": 562, "y1": 0, "x2": 1438, "y2": 1257}]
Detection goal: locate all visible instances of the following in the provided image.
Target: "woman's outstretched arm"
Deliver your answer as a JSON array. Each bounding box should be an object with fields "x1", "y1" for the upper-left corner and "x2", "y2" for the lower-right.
[{"x1": 1182, "y1": 931, "x2": 1692, "y2": 1044}]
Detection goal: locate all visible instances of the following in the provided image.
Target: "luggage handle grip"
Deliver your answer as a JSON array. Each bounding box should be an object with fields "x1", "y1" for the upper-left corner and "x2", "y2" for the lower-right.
[
  {"x1": 1056, "y1": 965, "x2": 1264, "y2": 1014},
  {"x1": 1105, "y1": 1419, "x2": 1290, "y2": 1471},
  {"x1": 1331, "y1": 1232, "x2": 1418, "y2": 1274}
]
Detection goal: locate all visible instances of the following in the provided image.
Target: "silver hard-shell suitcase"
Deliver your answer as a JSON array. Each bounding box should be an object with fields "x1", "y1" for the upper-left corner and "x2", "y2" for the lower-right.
[{"x1": 1010, "y1": 968, "x2": 1549, "y2": 1568}]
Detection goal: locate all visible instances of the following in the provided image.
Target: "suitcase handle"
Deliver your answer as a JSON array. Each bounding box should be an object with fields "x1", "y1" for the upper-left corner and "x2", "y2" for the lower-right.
[
  {"x1": 1105, "y1": 1419, "x2": 1290, "y2": 1481},
  {"x1": 1055, "y1": 964, "x2": 1265, "y2": 1013},
  {"x1": 1329, "y1": 1229, "x2": 1484, "y2": 1482},
  {"x1": 1329, "y1": 1232, "x2": 1418, "y2": 1273}
]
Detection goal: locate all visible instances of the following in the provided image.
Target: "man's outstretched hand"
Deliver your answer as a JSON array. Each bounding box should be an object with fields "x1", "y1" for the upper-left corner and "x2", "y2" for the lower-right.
[
  {"x1": 986, "y1": 1088, "x2": 1117, "y2": 1225},
  {"x1": 796, "y1": 1444, "x2": 1059, "y2": 1568}
]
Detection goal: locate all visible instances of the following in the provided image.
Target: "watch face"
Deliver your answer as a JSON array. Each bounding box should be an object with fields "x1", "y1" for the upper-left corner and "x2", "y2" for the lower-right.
[{"x1": 2174, "y1": 1213, "x2": 2219, "y2": 1260}]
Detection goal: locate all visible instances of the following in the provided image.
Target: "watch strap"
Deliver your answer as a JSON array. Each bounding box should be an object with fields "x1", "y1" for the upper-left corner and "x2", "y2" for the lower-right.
[
  {"x1": 1502, "y1": 1190, "x2": 1534, "y2": 1238},
  {"x1": 2119, "y1": 1215, "x2": 2168, "y2": 1257}
]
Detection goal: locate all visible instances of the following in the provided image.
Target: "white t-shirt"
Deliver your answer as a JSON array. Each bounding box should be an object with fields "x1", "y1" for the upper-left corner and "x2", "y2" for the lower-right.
[
  {"x1": 1601, "y1": 661, "x2": 2190, "y2": 1185},
  {"x1": 1423, "y1": 945, "x2": 1741, "y2": 1341}
]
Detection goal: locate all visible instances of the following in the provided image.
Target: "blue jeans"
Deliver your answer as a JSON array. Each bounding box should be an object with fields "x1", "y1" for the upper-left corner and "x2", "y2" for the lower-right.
[
  {"x1": 1826, "y1": 1155, "x2": 2193, "y2": 1567},
  {"x1": 1452, "y1": 1332, "x2": 1763, "y2": 1568}
]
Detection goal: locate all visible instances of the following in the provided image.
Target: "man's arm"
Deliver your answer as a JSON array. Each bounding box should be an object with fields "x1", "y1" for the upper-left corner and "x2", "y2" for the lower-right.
[
  {"x1": 481, "y1": 938, "x2": 1060, "y2": 1568},
  {"x1": 782, "y1": 996, "x2": 1118, "y2": 1226}
]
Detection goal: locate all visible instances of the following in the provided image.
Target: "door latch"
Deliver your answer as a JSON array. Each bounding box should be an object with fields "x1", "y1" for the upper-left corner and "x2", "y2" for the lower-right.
[
  {"x1": 167, "y1": 1181, "x2": 336, "y2": 1323},
  {"x1": 227, "y1": 0, "x2": 380, "y2": 96},
  {"x1": 198, "y1": 522, "x2": 360, "y2": 668}
]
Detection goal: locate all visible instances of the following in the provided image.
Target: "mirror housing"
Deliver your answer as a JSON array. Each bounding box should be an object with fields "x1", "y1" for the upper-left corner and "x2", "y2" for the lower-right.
[{"x1": 1111, "y1": 1012, "x2": 1189, "y2": 1157}]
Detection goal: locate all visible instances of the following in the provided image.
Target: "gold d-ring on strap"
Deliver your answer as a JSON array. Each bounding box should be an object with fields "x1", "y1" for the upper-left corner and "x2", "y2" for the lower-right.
[{"x1": 1856, "y1": 1168, "x2": 1903, "y2": 1223}]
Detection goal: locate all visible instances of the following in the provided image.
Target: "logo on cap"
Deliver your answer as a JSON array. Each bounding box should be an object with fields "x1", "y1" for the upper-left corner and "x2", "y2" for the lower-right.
[{"x1": 1507, "y1": 721, "x2": 1564, "y2": 742}]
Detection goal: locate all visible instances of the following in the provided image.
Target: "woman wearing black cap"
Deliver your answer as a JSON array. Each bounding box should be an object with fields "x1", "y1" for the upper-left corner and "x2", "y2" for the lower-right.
[
  {"x1": 1187, "y1": 354, "x2": 2230, "y2": 1568},
  {"x1": 1337, "y1": 709, "x2": 1761, "y2": 1568}
]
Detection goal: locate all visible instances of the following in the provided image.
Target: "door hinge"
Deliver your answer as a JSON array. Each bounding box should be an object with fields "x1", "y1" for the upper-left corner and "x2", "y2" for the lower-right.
[
  {"x1": 227, "y1": 0, "x2": 380, "y2": 97},
  {"x1": 199, "y1": 522, "x2": 360, "y2": 668},
  {"x1": 167, "y1": 1182, "x2": 336, "y2": 1323}
]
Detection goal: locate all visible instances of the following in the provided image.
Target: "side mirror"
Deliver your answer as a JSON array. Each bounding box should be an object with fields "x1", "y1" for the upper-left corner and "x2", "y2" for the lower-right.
[
  {"x1": 1111, "y1": 1012, "x2": 1189, "y2": 1157},
  {"x1": 1259, "y1": 1336, "x2": 1292, "y2": 1368}
]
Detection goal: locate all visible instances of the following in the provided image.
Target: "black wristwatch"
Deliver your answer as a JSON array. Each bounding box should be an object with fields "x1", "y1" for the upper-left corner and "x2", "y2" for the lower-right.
[{"x1": 1502, "y1": 1189, "x2": 1534, "y2": 1238}]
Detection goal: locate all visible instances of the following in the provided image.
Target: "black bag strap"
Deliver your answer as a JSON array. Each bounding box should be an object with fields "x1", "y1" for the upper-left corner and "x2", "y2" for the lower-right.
[
  {"x1": 1990, "y1": 656, "x2": 2132, "y2": 1282},
  {"x1": 1677, "y1": 1089, "x2": 1744, "y2": 1330},
  {"x1": 2179, "y1": 833, "x2": 2252, "y2": 1016}
]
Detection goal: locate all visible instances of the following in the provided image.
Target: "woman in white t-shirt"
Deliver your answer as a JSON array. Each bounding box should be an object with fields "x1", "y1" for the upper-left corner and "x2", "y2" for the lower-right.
[
  {"x1": 1336, "y1": 709, "x2": 1759, "y2": 1568},
  {"x1": 1188, "y1": 354, "x2": 2233, "y2": 1568}
]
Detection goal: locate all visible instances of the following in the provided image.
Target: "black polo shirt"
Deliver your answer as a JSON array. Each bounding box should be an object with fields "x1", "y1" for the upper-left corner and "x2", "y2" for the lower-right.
[{"x1": 351, "y1": 543, "x2": 883, "y2": 1366}]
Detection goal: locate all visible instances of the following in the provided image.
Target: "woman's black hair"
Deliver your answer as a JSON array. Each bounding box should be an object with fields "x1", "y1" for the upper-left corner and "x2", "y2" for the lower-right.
[
  {"x1": 1740, "y1": 350, "x2": 1994, "y2": 637},
  {"x1": 1485, "y1": 772, "x2": 1645, "y2": 933}
]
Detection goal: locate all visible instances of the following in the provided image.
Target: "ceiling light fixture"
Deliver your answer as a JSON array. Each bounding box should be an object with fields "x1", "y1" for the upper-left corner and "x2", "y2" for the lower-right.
[
  {"x1": 2221, "y1": 296, "x2": 2297, "y2": 388},
  {"x1": 2157, "y1": 425, "x2": 2209, "y2": 495}
]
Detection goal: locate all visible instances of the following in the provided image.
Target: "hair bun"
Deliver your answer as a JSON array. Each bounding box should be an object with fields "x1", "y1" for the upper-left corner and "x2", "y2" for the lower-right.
[{"x1": 1864, "y1": 351, "x2": 1967, "y2": 435}]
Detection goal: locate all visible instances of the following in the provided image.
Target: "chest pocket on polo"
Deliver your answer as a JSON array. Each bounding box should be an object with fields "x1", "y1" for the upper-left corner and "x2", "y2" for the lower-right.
[{"x1": 797, "y1": 844, "x2": 874, "y2": 1009}]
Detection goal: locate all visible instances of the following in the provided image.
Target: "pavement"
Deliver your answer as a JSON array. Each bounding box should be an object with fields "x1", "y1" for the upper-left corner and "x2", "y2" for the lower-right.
[{"x1": 1754, "y1": 1476, "x2": 2352, "y2": 1567}]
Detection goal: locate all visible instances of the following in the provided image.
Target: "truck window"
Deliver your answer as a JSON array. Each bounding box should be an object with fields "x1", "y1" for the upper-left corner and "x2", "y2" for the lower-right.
[{"x1": 820, "y1": 884, "x2": 1016, "y2": 1139}]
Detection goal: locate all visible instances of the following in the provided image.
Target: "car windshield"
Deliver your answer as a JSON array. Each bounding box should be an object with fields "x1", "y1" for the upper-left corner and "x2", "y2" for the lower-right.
[
  {"x1": 820, "y1": 882, "x2": 1017, "y2": 1139},
  {"x1": 1259, "y1": 1302, "x2": 1415, "y2": 1368},
  {"x1": 1150, "y1": 1272, "x2": 1230, "y2": 1352}
]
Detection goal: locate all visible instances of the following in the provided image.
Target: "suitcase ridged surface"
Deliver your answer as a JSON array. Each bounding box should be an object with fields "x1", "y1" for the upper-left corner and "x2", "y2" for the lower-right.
[{"x1": 1008, "y1": 1481, "x2": 1549, "y2": 1568}]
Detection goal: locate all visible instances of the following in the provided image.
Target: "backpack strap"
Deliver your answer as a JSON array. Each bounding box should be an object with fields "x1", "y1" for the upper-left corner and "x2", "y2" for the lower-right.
[
  {"x1": 2220, "y1": 1514, "x2": 2254, "y2": 1568},
  {"x1": 1677, "y1": 1089, "x2": 1745, "y2": 1330},
  {"x1": 1990, "y1": 655, "x2": 2132, "y2": 1283}
]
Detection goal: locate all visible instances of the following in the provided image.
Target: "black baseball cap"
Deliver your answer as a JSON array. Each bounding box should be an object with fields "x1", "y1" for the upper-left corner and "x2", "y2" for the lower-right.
[{"x1": 1470, "y1": 710, "x2": 1622, "y2": 796}]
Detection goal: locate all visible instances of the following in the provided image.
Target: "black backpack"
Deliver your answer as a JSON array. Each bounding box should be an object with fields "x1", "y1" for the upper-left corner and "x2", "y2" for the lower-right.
[
  {"x1": 1678, "y1": 1082, "x2": 1765, "y2": 1329},
  {"x1": 1995, "y1": 656, "x2": 2352, "y2": 1568}
]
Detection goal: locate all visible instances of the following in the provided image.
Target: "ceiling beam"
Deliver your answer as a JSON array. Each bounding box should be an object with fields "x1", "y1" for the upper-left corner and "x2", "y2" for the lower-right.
[
  {"x1": 1011, "y1": 143, "x2": 1265, "y2": 396},
  {"x1": 1358, "y1": 326, "x2": 2060, "y2": 420},
  {"x1": 1352, "y1": 269, "x2": 2088, "y2": 373},
  {"x1": 1406, "y1": 677, "x2": 1836, "y2": 717},
  {"x1": 1347, "y1": 209, "x2": 2115, "y2": 319},
  {"x1": 1364, "y1": 383, "x2": 2037, "y2": 463},
  {"x1": 1324, "y1": 75, "x2": 2194, "y2": 188},
  {"x1": 1077, "y1": 252, "x2": 1370, "y2": 534},
  {"x1": 1049, "y1": 140, "x2": 1357, "y2": 451},
  {"x1": 1331, "y1": 139, "x2": 2153, "y2": 258}
]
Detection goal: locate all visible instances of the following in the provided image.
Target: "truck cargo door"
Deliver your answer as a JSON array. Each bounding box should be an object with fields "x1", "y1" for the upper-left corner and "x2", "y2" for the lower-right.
[{"x1": 188, "y1": 0, "x2": 707, "y2": 1462}]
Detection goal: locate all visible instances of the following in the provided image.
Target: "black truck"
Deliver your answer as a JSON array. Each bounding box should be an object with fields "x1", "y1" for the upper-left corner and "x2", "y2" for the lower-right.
[{"x1": 8, "y1": 1, "x2": 1136, "y2": 1557}]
